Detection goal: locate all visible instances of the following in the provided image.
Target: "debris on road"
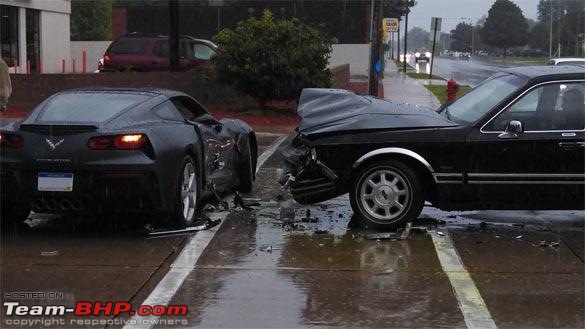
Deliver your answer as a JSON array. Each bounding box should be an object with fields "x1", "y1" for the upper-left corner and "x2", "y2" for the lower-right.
[
  {"x1": 375, "y1": 268, "x2": 395, "y2": 276},
  {"x1": 366, "y1": 223, "x2": 412, "y2": 240},
  {"x1": 436, "y1": 231, "x2": 445, "y2": 236},
  {"x1": 535, "y1": 240, "x2": 560, "y2": 248},
  {"x1": 259, "y1": 245, "x2": 281, "y2": 253},
  {"x1": 147, "y1": 215, "x2": 221, "y2": 237},
  {"x1": 515, "y1": 235, "x2": 523, "y2": 240},
  {"x1": 40, "y1": 251, "x2": 59, "y2": 257},
  {"x1": 233, "y1": 191, "x2": 260, "y2": 210}
]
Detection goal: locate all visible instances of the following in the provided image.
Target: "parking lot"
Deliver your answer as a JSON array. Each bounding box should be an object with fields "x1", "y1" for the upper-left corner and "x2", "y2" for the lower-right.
[{"x1": 0, "y1": 133, "x2": 583, "y2": 329}]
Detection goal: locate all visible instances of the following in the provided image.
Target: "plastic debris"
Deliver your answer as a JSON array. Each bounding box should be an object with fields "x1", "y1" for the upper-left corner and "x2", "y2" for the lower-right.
[
  {"x1": 436, "y1": 231, "x2": 445, "y2": 236},
  {"x1": 147, "y1": 216, "x2": 221, "y2": 237},
  {"x1": 515, "y1": 235, "x2": 523, "y2": 240},
  {"x1": 375, "y1": 268, "x2": 395, "y2": 276}
]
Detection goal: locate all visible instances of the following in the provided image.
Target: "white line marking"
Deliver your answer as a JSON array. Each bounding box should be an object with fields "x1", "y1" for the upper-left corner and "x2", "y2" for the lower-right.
[
  {"x1": 431, "y1": 230, "x2": 498, "y2": 329},
  {"x1": 256, "y1": 135, "x2": 287, "y2": 175},
  {"x1": 124, "y1": 134, "x2": 287, "y2": 329}
]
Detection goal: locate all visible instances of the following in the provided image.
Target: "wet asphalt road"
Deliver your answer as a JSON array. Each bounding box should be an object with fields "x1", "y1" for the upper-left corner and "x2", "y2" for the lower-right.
[{"x1": 1, "y1": 133, "x2": 584, "y2": 329}]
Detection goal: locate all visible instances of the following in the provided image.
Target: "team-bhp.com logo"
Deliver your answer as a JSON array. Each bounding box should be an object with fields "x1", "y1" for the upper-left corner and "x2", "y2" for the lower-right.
[{"x1": 4, "y1": 301, "x2": 188, "y2": 316}]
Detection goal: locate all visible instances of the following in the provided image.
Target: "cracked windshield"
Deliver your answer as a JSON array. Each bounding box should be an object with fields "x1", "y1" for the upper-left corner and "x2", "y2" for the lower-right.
[{"x1": 1, "y1": 0, "x2": 584, "y2": 328}]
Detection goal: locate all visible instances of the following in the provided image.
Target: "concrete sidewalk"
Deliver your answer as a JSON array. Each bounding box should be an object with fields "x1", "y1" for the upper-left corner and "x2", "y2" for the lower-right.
[{"x1": 381, "y1": 60, "x2": 442, "y2": 109}]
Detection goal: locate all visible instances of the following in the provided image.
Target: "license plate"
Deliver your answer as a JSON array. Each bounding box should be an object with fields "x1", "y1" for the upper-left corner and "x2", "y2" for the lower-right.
[{"x1": 38, "y1": 172, "x2": 74, "y2": 192}]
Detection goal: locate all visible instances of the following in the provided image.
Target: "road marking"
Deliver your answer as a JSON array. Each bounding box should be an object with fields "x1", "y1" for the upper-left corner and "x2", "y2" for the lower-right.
[
  {"x1": 431, "y1": 230, "x2": 498, "y2": 329},
  {"x1": 256, "y1": 135, "x2": 287, "y2": 175},
  {"x1": 124, "y1": 134, "x2": 287, "y2": 329}
]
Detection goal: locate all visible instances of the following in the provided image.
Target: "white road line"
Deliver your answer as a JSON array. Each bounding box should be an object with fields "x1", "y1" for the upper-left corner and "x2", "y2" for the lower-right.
[
  {"x1": 123, "y1": 135, "x2": 287, "y2": 329},
  {"x1": 431, "y1": 230, "x2": 498, "y2": 329},
  {"x1": 256, "y1": 135, "x2": 287, "y2": 175}
]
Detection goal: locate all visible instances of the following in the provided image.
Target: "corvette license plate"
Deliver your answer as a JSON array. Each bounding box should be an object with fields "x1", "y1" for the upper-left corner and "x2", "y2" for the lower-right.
[{"x1": 38, "y1": 172, "x2": 74, "y2": 192}]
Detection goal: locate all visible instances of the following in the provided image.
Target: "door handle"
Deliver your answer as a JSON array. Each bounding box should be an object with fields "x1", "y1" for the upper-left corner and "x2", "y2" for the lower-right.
[{"x1": 558, "y1": 142, "x2": 585, "y2": 150}]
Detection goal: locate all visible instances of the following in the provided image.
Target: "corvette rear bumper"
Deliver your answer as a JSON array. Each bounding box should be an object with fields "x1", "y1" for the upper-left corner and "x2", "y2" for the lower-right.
[{"x1": 0, "y1": 169, "x2": 163, "y2": 214}]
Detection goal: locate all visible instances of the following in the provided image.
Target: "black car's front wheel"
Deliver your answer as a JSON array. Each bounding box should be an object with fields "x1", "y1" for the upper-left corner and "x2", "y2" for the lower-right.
[
  {"x1": 350, "y1": 160, "x2": 424, "y2": 229},
  {"x1": 170, "y1": 156, "x2": 200, "y2": 227}
]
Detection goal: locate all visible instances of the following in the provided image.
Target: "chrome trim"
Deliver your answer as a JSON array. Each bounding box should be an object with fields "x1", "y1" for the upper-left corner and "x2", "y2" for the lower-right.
[
  {"x1": 469, "y1": 181, "x2": 585, "y2": 185},
  {"x1": 433, "y1": 173, "x2": 464, "y2": 184},
  {"x1": 480, "y1": 79, "x2": 585, "y2": 134},
  {"x1": 468, "y1": 173, "x2": 585, "y2": 178},
  {"x1": 353, "y1": 148, "x2": 435, "y2": 173}
]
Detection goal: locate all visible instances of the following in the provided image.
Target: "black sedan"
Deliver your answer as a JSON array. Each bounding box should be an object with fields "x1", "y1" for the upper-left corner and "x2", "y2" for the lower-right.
[
  {"x1": 281, "y1": 65, "x2": 584, "y2": 229},
  {"x1": 0, "y1": 88, "x2": 257, "y2": 227}
]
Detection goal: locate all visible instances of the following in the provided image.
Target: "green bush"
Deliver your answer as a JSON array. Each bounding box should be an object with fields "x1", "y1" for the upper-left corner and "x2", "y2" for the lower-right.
[{"x1": 213, "y1": 10, "x2": 336, "y2": 107}]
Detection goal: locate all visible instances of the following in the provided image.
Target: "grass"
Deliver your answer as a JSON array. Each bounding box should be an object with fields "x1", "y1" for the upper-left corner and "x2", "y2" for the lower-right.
[
  {"x1": 424, "y1": 84, "x2": 472, "y2": 105},
  {"x1": 477, "y1": 56, "x2": 549, "y2": 65},
  {"x1": 406, "y1": 72, "x2": 445, "y2": 80}
]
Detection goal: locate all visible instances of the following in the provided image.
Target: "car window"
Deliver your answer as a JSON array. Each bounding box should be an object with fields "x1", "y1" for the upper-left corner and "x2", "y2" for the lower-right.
[
  {"x1": 38, "y1": 92, "x2": 149, "y2": 123},
  {"x1": 154, "y1": 41, "x2": 169, "y2": 58},
  {"x1": 153, "y1": 100, "x2": 183, "y2": 121},
  {"x1": 193, "y1": 43, "x2": 216, "y2": 60},
  {"x1": 442, "y1": 73, "x2": 525, "y2": 125},
  {"x1": 484, "y1": 82, "x2": 585, "y2": 132},
  {"x1": 170, "y1": 97, "x2": 212, "y2": 122},
  {"x1": 110, "y1": 38, "x2": 148, "y2": 54}
]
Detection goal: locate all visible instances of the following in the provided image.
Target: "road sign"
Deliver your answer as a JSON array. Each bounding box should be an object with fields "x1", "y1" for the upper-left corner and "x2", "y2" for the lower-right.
[
  {"x1": 430, "y1": 17, "x2": 442, "y2": 32},
  {"x1": 383, "y1": 18, "x2": 399, "y2": 33}
]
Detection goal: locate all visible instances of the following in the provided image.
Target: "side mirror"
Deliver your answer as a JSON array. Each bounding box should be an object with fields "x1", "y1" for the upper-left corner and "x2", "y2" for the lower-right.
[{"x1": 498, "y1": 120, "x2": 523, "y2": 139}]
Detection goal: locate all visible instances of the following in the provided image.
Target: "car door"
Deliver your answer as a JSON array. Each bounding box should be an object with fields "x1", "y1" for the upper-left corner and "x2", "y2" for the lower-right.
[
  {"x1": 465, "y1": 80, "x2": 585, "y2": 209},
  {"x1": 170, "y1": 96, "x2": 235, "y2": 189}
]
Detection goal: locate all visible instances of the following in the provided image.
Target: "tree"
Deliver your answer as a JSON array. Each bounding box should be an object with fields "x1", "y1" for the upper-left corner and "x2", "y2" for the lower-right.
[
  {"x1": 213, "y1": 10, "x2": 335, "y2": 107},
  {"x1": 537, "y1": 0, "x2": 585, "y2": 57},
  {"x1": 406, "y1": 27, "x2": 429, "y2": 50},
  {"x1": 480, "y1": 0, "x2": 530, "y2": 55},
  {"x1": 450, "y1": 22, "x2": 473, "y2": 52},
  {"x1": 70, "y1": 0, "x2": 112, "y2": 41}
]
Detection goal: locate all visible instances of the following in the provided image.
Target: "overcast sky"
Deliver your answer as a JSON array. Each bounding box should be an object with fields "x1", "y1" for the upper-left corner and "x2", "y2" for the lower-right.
[{"x1": 403, "y1": 0, "x2": 540, "y2": 32}]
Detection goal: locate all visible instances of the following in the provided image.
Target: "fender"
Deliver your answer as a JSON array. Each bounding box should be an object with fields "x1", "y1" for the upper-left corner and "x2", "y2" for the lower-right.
[{"x1": 352, "y1": 147, "x2": 435, "y2": 174}]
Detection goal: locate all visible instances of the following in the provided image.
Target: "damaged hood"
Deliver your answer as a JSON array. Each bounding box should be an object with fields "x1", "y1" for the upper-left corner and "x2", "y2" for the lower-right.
[{"x1": 297, "y1": 88, "x2": 457, "y2": 136}]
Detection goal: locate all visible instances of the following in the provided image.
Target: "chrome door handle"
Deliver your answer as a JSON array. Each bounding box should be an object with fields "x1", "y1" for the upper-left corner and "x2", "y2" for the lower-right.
[{"x1": 559, "y1": 142, "x2": 585, "y2": 150}]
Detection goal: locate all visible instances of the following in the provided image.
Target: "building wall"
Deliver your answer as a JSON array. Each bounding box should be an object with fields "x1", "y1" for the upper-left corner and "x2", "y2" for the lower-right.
[
  {"x1": 329, "y1": 44, "x2": 370, "y2": 77},
  {"x1": 0, "y1": 0, "x2": 71, "y2": 73},
  {"x1": 0, "y1": 0, "x2": 70, "y2": 14},
  {"x1": 40, "y1": 10, "x2": 71, "y2": 73},
  {"x1": 71, "y1": 41, "x2": 111, "y2": 72}
]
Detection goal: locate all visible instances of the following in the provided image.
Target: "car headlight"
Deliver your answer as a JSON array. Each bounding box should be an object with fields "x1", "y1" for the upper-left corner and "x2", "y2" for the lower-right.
[
  {"x1": 425, "y1": 52, "x2": 431, "y2": 57},
  {"x1": 415, "y1": 52, "x2": 420, "y2": 58}
]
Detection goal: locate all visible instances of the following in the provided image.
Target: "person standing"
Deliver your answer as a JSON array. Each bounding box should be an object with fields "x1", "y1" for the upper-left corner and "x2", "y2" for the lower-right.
[{"x1": 0, "y1": 58, "x2": 12, "y2": 111}]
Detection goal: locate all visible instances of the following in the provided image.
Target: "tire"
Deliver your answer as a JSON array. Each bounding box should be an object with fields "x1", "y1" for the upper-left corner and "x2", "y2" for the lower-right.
[
  {"x1": 238, "y1": 137, "x2": 255, "y2": 193},
  {"x1": 0, "y1": 203, "x2": 31, "y2": 229},
  {"x1": 169, "y1": 156, "x2": 200, "y2": 227},
  {"x1": 350, "y1": 160, "x2": 424, "y2": 229}
]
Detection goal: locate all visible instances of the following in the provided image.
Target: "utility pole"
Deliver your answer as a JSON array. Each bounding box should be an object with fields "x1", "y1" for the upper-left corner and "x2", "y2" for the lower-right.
[
  {"x1": 549, "y1": 0, "x2": 553, "y2": 58},
  {"x1": 169, "y1": 0, "x2": 180, "y2": 72},
  {"x1": 403, "y1": 1, "x2": 408, "y2": 73},
  {"x1": 368, "y1": 0, "x2": 382, "y2": 96}
]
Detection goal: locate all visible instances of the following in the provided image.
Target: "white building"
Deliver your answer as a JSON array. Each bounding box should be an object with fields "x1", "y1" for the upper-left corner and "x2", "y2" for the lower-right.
[{"x1": 1, "y1": 0, "x2": 71, "y2": 73}]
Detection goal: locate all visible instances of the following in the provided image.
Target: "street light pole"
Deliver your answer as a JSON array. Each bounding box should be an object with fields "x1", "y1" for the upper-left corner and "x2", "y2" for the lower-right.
[{"x1": 549, "y1": 0, "x2": 553, "y2": 58}]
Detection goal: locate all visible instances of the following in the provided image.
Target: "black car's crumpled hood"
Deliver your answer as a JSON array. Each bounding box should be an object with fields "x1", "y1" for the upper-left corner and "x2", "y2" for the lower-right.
[{"x1": 297, "y1": 88, "x2": 457, "y2": 136}]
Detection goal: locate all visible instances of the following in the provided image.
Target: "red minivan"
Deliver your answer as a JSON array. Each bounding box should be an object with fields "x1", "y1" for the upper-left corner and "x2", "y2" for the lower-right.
[{"x1": 99, "y1": 33, "x2": 218, "y2": 72}]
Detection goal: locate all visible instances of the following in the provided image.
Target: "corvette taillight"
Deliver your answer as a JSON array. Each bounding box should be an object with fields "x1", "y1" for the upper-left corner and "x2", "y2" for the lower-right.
[
  {"x1": 103, "y1": 55, "x2": 111, "y2": 64},
  {"x1": 88, "y1": 134, "x2": 147, "y2": 150},
  {"x1": 0, "y1": 133, "x2": 24, "y2": 149}
]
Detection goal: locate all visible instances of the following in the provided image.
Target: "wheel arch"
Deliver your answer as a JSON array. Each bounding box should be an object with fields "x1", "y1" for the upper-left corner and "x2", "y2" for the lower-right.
[{"x1": 352, "y1": 148, "x2": 438, "y2": 203}]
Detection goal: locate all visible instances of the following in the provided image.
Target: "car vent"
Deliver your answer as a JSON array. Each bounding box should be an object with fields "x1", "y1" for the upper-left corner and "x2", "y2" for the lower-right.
[{"x1": 19, "y1": 124, "x2": 98, "y2": 135}]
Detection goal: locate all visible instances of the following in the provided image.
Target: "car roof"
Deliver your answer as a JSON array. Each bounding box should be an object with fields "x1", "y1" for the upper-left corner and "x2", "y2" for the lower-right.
[
  {"x1": 502, "y1": 65, "x2": 585, "y2": 80},
  {"x1": 61, "y1": 87, "x2": 189, "y2": 99}
]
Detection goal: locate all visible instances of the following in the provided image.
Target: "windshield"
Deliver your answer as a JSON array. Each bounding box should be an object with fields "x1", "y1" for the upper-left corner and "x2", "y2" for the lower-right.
[
  {"x1": 37, "y1": 92, "x2": 149, "y2": 123},
  {"x1": 442, "y1": 73, "x2": 526, "y2": 124}
]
